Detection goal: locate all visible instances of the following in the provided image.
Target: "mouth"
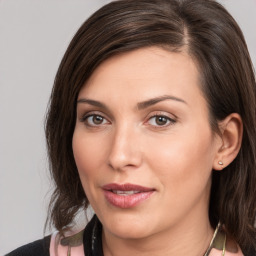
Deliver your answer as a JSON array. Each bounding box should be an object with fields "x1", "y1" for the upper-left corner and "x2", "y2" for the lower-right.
[
  {"x1": 102, "y1": 183, "x2": 155, "y2": 208},
  {"x1": 111, "y1": 190, "x2": 140, "y2": 195}
]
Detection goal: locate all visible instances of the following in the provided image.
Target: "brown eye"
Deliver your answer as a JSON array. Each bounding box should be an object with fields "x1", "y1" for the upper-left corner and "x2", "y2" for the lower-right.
[
  {"x1": 148, "y1": 115, "x2": 176, "y2": 127},
  {"x1": 155, "y1": 116, "x2": 168, "y2": 126},
  {"x1": 93, "y1": 115, "x2": 104, "y2": 125},
  {"x1": 82, "y1": 114, "x2": 108, "y2": 126}
]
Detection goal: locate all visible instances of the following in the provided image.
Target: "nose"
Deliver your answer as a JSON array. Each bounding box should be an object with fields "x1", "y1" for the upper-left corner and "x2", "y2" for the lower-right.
[{"x1": 108, "y1": 125, "x2": 142, "y2": 171}]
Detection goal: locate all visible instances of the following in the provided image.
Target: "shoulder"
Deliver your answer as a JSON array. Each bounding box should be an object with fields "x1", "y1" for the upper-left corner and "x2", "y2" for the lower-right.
[
  {"x1": 4, "y1": 216, "x2": 99, "y2": 256},
  {"x1": 5, "y1": 228, "x2": 85, "y2": 256},
  {"x1": 5, "y1": 236, "x2": 51, "y2": 256}
]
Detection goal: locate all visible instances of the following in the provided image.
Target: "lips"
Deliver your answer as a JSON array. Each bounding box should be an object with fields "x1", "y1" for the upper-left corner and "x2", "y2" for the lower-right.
[{"x1": 102, "y1": 183, "x2": 155, "y2": 208}]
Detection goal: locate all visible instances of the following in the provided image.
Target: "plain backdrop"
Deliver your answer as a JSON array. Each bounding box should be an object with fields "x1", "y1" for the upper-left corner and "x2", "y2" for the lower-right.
[{"x1": 0, "y1": 0, "x2": 255, "y2": 254}]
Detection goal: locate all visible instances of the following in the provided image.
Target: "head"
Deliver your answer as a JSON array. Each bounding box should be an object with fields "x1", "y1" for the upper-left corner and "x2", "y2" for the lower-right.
[{"x1": 45, "y1": 0, "x2": 256, "y2": 250}]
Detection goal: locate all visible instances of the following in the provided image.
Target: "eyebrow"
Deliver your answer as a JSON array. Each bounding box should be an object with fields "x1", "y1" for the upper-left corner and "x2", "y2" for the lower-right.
[
  {"x1": 77, "y1": 98, "x2": 109, "y2": 109},
  {"x1": 77, "y1": 95, "x2": 187, "y2": 110},
  {"x1": 137, "y1": 95, "x2": 187, "y2": 110}
]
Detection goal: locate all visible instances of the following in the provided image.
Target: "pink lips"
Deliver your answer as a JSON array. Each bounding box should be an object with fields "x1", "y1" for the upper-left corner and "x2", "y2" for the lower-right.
[{"x1": 102, "y1": 183, "x2": 155, "y2": 208}]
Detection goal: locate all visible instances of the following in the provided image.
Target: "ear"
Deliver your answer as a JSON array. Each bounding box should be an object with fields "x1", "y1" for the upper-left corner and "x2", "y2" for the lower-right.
[{"x1": 213, "y1": 113, "x2": 243, "y2": 171}]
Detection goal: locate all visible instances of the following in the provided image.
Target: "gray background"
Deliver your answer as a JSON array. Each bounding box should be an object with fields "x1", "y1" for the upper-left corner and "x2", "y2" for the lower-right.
[{"x1": 0, "y1": 0, "x2": 255, "y2": 254}]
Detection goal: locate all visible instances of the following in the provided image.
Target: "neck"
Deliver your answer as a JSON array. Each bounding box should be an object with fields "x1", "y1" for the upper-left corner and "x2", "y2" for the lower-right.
[{"x1": 102, "y1": 214, "x2": 214, "y2": 256}]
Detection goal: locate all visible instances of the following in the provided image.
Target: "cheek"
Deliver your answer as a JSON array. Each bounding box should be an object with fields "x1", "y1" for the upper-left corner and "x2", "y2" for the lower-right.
[
  {"x1": 72, "y1": 128, "x2": 108, "y2": 206},
  {"x1": 72, "y1": 128, "x2": 106, "y2": 182},
  {"x1": 145, "y1": 128, "x2": 214, "y2": 222},
  {"x1": 145, "y1": 126, "x2": 215, "y2": 189}
]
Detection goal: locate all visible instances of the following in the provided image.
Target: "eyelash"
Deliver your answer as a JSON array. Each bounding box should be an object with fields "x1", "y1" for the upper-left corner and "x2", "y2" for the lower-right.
[
  {"x1": 79, "y1": 112, "x2": 109, "y2": 127},
  {"x1": 146, "y1": 114, "x2": 176, "y2": 128},
  {"x1": 79, "y1": 112, "x2": 177, "y2": 128}
]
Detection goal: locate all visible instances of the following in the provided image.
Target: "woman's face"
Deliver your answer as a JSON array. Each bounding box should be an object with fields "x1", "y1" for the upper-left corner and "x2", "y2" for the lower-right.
[{"x1": 73, "y1": 47, "x2": 220, "y2": 240}]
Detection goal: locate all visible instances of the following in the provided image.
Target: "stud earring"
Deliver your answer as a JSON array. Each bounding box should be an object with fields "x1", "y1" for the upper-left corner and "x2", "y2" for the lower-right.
[{"x1": 218, "y1": 161, "x2": 223, "y2": 166}]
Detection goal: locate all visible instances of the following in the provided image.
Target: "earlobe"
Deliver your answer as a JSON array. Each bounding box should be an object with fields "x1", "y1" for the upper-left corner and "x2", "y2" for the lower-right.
[{"x1": 213, "y1": 113, "x2": 243, "y2": 171}]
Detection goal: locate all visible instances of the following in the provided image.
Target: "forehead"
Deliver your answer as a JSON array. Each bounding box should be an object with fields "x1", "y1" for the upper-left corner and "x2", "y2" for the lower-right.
[{"x1": 79, "y1": 47, "x2": 205, "y2": 108}]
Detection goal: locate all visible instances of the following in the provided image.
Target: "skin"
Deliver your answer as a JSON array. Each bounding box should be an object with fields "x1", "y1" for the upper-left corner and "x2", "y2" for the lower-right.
[{"x1": 72, "y1": 47, "x2": 228, "y2": 255}]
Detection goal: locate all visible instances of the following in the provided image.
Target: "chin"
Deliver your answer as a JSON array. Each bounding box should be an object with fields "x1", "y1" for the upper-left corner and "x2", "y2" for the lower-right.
[
  {"x1": 108, "y1": 223, "x2": 152, "y2": 240},
  {"x1": 100, "y1": 211, "x2": 156, "y2": 240}
]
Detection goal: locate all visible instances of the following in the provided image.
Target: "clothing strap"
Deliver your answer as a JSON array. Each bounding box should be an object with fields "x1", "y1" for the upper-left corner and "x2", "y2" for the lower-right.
[{"x1": 49, "y1": 228, "x2": 85, "y2": 256}]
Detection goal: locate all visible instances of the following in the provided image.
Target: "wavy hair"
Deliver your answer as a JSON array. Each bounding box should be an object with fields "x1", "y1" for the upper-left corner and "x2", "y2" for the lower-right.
[{"x1": 45, "y1": 0, "x2": 256, "y2": 252}]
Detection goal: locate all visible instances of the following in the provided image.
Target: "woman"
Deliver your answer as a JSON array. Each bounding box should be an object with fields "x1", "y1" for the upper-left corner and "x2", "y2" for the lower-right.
[{"x1": 7, "y1": 0, "x2": 256, "y2": 255}]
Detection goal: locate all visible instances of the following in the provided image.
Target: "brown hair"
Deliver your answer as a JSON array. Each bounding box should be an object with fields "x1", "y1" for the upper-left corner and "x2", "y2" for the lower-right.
[{"x1": 45, "y1": 0, "x2": 256, "y2": 251}]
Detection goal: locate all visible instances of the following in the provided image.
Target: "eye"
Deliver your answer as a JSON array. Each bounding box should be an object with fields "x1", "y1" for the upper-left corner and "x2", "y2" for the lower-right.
[
  {"x1": 147, "y1": 115, "x2": 176, "y2": 127},
  {"x1": 81, "y1": 114, "x2": 109, "y2": 127}
]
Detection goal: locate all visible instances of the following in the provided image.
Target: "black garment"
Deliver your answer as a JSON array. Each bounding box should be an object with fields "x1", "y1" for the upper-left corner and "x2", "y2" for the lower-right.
[
  {"x1": 83, "y1": 215, "x2": 103, "y2": 256},
  {"x1": 5, "y1": 236, "x2": 51, "y2": 256},
  {"x1": 5, "y1": 215, "x2": 256, "y2": 256}
]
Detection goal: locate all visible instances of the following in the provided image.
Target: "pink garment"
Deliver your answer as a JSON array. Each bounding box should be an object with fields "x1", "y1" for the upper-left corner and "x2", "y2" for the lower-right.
[
  {"x1": 50, "y1": 230, "x2": 84, "y2": 256},
  {"x1": 209, "y1": 248, "x2": 244, "y2": 256}
]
